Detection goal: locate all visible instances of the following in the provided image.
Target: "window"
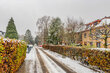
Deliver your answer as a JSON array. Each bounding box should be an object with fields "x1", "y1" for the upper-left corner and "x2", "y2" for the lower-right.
[
  {"x1": 84, "y1": 42, "x2": 87, "y2": 46},
  {"x1": 84, "y1": 33, "x2": 87, "y2": 38},
  {"x1": 96, "y1": 42, "x2": 101, "y2": 48},
  {"x1": 90, "y1": 42, "x2": 93, "y2": 46},
  {"x1": 74, "y1": 35, "x2": 76, "y2": 38},
  {"x1": 96, "y1": 30, "x2": 101, "y2": 39}
]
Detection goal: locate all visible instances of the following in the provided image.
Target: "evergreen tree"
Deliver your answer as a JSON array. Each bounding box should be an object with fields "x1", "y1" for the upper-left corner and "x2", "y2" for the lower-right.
[
  {"x1": 48, "y1": 18, "x2": 62, "y2": 45},
  {"x1": 35, "y1": 36, "x2": 39, "y2": 45},
  {"x1": 5, "y1": 17, "x2": 18, "y2": 39},
  {"x1": 24, "y1": 29, "x2": 34, "y2": 45}
]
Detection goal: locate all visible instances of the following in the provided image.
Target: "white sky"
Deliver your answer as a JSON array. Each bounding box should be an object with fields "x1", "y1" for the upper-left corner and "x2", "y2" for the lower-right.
[{"x1": 0, "y1": 0, "x2": 110, "y2": 37}]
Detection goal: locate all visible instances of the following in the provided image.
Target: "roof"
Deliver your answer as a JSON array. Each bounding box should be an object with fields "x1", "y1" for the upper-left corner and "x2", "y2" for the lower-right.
[
  {"x1": 0, "y1": 31, "x2": 5, "y2": 33},
  {"x1": 85, "y1": 19, "x2": 101, "y2": 26},
  {"x1": 95, "y1": 19, "x2": 110, "y2": 27},
  {"x1": 0, "y1": 31, "x2": 5, "y2": 35},
  {"x1": 83, "y1": 16, "x2": 110, "y2": 32},
  {"x1": 74, "y1": 16, "x2": 110, "y2": 33},
  {"x1": 75, "y1": 25, "x2": 86, "y2": 33}
]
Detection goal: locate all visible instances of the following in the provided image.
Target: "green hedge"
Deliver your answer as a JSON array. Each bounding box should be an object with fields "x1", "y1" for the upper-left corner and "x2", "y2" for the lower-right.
[
  {"x1": 0, "y1": 37, "x2": 27, "y2": 73},
  {"x1": 43, "y1": 45, "x2": 110, "y2": 72}
]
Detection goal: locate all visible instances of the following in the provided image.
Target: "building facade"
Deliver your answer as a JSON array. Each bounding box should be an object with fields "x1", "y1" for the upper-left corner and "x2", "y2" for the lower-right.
[
  {"x1": 75, "y1": 16, "x2": 110, "y2": 48},
  {"x1": 0, "y1": 31, "x2": 5, "y2": 37}
]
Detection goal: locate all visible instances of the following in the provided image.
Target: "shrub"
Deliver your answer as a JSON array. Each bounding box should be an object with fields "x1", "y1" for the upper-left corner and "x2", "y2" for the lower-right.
[
  {"x1": 43, "y1": 45, "x2": 110, "y2": 72},
  {"x1": 0, "y1": 37, "x2": 27, "y2": 73}
]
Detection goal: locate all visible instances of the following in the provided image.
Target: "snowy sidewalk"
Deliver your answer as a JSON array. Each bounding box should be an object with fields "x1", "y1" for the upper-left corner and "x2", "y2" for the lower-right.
[{"x1": 17, "y1": 47, "x2": 37, "y2": 73}]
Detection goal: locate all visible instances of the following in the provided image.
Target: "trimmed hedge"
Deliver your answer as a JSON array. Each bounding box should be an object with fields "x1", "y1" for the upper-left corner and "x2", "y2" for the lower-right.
[
  {"x1": 0, "y1": 37, "x2": 27, "y2": 73},
  {"x1": 43, "y1": 45, "x2": 110, "y2": 72}
]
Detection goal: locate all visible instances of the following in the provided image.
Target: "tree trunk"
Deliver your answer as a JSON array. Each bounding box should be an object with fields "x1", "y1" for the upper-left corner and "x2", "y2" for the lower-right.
[{"x1": 104, "y1": 37, "x2": 107, "y2": 48}]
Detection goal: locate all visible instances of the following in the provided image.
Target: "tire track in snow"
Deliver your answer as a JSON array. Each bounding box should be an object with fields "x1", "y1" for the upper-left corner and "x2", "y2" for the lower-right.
[
  {"x1": 36, "y1": 48, "x2": 49, "y2": 73},
  {"x1": 34, "y1": 61, "x2": 37, "y2": 73},
  {"x1": 38, "y1": 48, "x2": 66, "y2": 73},
  {"x1": 39, "y1": 48, "x2": 76, "y2": 73}
]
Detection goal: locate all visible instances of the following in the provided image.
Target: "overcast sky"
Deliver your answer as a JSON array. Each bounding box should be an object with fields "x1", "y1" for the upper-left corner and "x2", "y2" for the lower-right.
[{"x1": 0, "y1": 0, "x2": 110, "y2": 37}]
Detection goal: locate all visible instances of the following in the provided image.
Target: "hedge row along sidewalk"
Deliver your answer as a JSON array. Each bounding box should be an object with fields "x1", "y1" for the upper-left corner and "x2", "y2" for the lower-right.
[
  {"x1": 43, "y1": 45, "x2": 110, "y2": 72},
  {"x1": 0, "y1": 37, "x2": 27, "y2": 73}
]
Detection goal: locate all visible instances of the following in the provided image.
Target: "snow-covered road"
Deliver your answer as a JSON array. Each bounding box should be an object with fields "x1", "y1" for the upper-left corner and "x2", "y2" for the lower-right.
[
  {"x1": 37, "y1": 48, "x2": 66, "y2": 73},
  {"x1": 17, "y1": 46, "x2": 98, "y2": 73}
]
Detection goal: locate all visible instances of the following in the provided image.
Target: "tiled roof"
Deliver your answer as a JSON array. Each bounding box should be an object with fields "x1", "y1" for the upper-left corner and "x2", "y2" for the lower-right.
[
  {"x1": 75, "y1": 16, "x2": 110, "y2": 33},
  {"x1": 85, "y1": 16, "x2": 110, "y2": 30},
  {"x1": 0, "y1": 31, "x2": 5, "y2": 35},
  {"x1": 85, "y1": 19, "x2": 101, "y2": 26}
]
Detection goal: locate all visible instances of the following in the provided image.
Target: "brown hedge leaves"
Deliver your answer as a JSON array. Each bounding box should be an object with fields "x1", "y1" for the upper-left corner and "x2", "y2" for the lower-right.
[
  {"x1": 0, "y1": 37, "x2": 27, "y2": 73},
  {"x1": 43, "y1": 45, "x2": 110, "y2": 72}
]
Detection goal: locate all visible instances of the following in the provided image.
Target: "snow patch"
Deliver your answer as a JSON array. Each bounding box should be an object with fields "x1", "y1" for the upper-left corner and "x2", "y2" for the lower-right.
[
  {"x1": 44, "y1": 49, "x2": 97, "y2": 73},
  {"x1": 90, "y1": 48, "x2": 110, "y2": 51},
  {"x1": 25, "y1": 47, "x2": 37, "y2": 73},
  {"x1": 96, "y1": 19, "x2": 110, "y2": 27},
  {"x1": 38, "y1": 49, "x2": 66, "y2": 73}
]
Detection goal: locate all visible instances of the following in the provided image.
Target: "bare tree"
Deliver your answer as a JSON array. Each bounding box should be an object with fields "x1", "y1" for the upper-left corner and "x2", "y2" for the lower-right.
[
  {"x1": 59, "y1": 23, "x2": 65, "y2": 44},
  {"x1": 65, "y1": 17, "x2": 85, "y2": 45},
  {"x1": 36, "y1": 16, "x2": 51, "y2": 44},
  {"x1": 65, "y1": 17, "x2": 77, "y2": 44},
  {"x1": 77, "y1": 18, "x2": 85, "y2": 42},
  {"x1": 90, "y1": 23, "x2": 110, "y2": 48}
]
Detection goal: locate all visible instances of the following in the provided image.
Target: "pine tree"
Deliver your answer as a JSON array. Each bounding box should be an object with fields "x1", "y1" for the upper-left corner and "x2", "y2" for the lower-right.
[
  {"x1": 48, "y1": 18, "x2": 62, "y2": 45},
  {"x1": 5, "y1": 17, "x2": 18, "y2": 39},
  {"x1": 24, "y1": 29, "x2": 34, "y2": 45},
  {"x1": 35, "y1": 36, "x2": 39, "y2": 45}
]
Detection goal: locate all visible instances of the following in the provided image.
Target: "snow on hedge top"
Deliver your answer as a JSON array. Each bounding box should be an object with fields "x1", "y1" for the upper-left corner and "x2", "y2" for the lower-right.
[
  {"x1": 90, "y1": 48, "x2": 110, "y2": 51},
  {"x1": 0, "y1": 36, "x2": 25, "y2": 43}
]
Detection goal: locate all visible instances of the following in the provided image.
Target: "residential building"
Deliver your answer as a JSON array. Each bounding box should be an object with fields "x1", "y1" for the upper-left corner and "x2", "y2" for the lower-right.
[
  {"x1": 75, "y1": 16, "x2": 110, "y2": 48},
  {"x1": 0, "y1": 31, "x2": 5, "y2": 37}
]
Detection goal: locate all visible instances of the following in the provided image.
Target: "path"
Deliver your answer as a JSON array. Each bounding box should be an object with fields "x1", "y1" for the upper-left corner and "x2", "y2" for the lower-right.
[
  {"x1": 38, "y1": 48, "x2": 76, "y2": 73},
  {"x1": 36, "y1": 48, "x2": 49, "y2": 73}
]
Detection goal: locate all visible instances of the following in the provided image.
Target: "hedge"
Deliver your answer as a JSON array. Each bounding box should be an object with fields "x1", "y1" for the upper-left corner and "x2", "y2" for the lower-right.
[
  {"x1": 43, "y1": 45, "x2": 110, "y2": 72},
  {"x1": 0, "y1": 37, "x2": 27, "y2": 73}
]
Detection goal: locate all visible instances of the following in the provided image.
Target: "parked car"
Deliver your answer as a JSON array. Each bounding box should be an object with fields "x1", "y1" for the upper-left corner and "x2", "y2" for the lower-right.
[
  {"x1": 27, "y1": 45, "x2": 33, "y2": 53},
  {"x1": 40, "y1": 45, "x2": 42, "y2": 47}
]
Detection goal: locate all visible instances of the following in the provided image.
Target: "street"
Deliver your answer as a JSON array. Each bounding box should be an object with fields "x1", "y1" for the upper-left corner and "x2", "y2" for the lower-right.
[{"x1": 16, "y1": 46, "x2": 96, "y2": 73}]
